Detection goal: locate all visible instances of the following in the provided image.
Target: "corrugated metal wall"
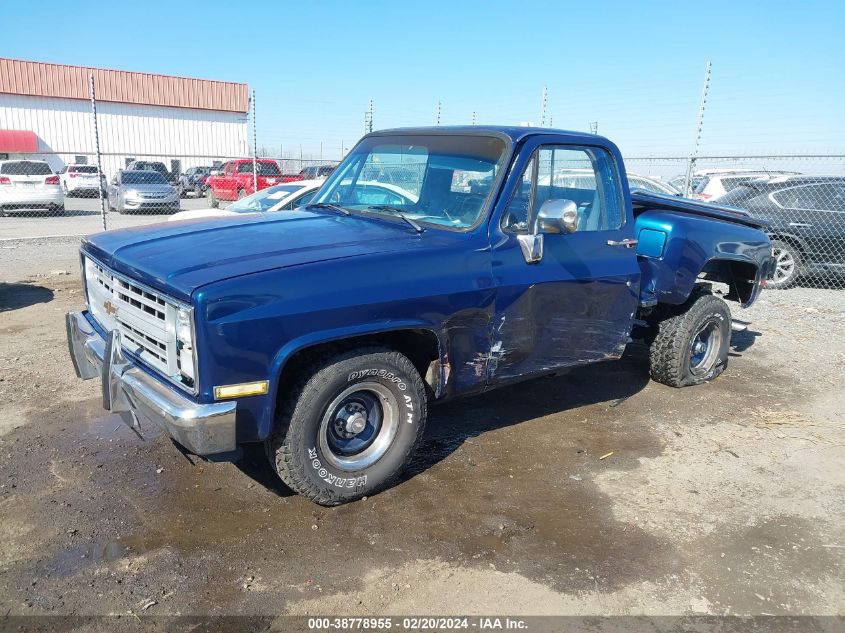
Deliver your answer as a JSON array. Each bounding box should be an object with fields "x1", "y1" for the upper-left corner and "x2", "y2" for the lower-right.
[
  {"x1": 0, "y1": 58, "x2": 248, "y2": 113},
  {"x1": 0, "y1": 93, "x2": 248, "y2": 176}
]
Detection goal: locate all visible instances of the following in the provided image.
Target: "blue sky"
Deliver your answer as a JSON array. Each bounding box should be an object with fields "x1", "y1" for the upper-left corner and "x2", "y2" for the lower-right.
[{"x1": 2, "y1": 0, "x2": 843, "y2": 160}]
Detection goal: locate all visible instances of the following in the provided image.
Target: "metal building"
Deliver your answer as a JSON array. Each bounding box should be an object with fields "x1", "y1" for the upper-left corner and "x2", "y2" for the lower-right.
[{"x1": 0, "y1": 58, "x2": 249, "y2": 177}]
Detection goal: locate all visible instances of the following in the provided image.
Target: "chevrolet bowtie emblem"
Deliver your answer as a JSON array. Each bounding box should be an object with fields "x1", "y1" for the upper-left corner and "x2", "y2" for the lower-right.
[{"x1": 103, "y1": 300, "x2": 117, "y2": 316}]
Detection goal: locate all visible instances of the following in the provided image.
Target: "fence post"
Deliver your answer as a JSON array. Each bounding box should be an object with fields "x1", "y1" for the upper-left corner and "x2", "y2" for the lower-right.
[
  {"x1": 251, "y1": 89, "x2": 258, "y2": 193},
  {"x1": 88, "y1": 73, "x2": 107, "y2": 231},
  {"x1": 684, "y1": 61, "x2": 712, "y2": 197}
]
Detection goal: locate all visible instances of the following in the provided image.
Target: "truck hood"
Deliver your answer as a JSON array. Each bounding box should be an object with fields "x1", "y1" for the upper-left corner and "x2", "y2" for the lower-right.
[{"x1": 82, "y1": 210, "x2": 423, "y2": 302}]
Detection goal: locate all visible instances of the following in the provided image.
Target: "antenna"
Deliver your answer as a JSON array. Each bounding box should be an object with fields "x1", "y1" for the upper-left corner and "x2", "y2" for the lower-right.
[
  {"x1": 471, "y1": 110, "x2": 476, "y2": 126},
  {"x1": 436, "y1": 101, "x2": 442, "y2": 126}
]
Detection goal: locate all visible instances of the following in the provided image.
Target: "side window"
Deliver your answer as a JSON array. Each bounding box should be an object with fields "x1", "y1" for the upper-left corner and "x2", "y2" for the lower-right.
[
  {"x1": 283, "y1": 189, "x2": 317, "y2": 210},
  {"x1": 774, "y1": 185, "x2": 830, "y2": 211},
  {"x1": 502, "y1": 155, "x2": 535, "y2": 232},
  {"x1": 503, "y1": 145, "x2": 623, "y2": 233},
  {"x1": 237, "y1": 162, "x2": 253, "y2": 174}
]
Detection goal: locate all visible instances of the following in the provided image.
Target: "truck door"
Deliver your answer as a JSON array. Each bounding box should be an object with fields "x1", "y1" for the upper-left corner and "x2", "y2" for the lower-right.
[{"x1": 488, "y1": 140, "x2": 640, "y2": 383}]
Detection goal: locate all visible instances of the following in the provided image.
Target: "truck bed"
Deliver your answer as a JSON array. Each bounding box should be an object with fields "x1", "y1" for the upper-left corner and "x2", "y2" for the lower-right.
[{"x1": 630, "y1": 190, "x2": 769, "y2": 229}]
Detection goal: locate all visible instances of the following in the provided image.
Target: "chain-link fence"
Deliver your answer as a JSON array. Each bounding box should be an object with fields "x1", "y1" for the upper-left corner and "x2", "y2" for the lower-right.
[
  {"x1": 1, "y1": 68, "x2": 843, "y2": 290},
  {"x1": 624, "y1": 156, "x2": 845, "y2": 290}
]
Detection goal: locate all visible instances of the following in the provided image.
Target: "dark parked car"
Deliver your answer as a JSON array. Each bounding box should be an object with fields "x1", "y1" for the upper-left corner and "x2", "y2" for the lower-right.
[
  {"x1": 179, "y1": 166, "x2": 212, "y2": 198},
  {"x1": 719, "y1": 175, "x2": 845, "y2": 288},
  {"x1": 126, "y1": 160, "x2": 179, "y2": 188}
]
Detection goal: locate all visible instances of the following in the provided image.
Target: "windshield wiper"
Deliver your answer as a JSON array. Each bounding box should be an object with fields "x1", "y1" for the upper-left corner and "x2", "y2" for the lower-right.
[
  {"x1": 367, "y1": 205, "x2": 425, "y2": 233},
  {"x1": 305, "y1": 202, "x2": 351, "y2": 216}
]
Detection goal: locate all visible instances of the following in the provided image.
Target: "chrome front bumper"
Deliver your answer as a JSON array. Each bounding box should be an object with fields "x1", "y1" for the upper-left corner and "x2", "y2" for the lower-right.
[{"x1": 66, "y1": 311, "x2": 236, "y2": 455}]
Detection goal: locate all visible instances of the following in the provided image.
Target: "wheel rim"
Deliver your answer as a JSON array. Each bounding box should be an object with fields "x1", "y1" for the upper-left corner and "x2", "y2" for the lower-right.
[
  {"x1": 772, "y1": 247, "x2": 796, "y2": 283},
  {"x1": 689, "y1": 319, "x2": 722, "y2": 376},
  {"x1": 318, "y1": 382, "x2": 400, "y2": 471}
]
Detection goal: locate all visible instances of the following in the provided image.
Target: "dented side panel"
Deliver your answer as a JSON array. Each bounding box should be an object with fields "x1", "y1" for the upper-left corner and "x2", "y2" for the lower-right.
[{"x1": 489, "y1": 231, "x2": 640, "y2": 382}]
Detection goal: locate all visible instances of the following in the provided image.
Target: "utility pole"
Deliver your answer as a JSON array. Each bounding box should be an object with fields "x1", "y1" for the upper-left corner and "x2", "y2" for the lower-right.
[
  {"x1": 251, "y1": 90, "x2": 258, "y2": 194},
  {"x1": 590, "y1": 121, "x2": 598, "y2": 135},
  {"x1": 364, "y1": 99, "x2": 374, "y2": 134},
  {"x1": 539, "y1": 86, "x2": 548, "y2": 127},
  {"x1": 684, "y1": 61, "x2": 712, "y2": 197},
  {"x1": 88, "y1": 73, "x2": 107, "y2": 231},
  {"x1": 435, "y1": 101, "x2": 442, "y2": 126}
]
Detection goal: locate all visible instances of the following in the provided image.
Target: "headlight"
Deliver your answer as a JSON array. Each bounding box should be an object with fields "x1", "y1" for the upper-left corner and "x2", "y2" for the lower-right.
[
  {"x1": 176, "y1": 307, "x2": 193, "y2": 348},
  {"x1": 175, "y1": 307, "x2": 196, "y2": 383}
]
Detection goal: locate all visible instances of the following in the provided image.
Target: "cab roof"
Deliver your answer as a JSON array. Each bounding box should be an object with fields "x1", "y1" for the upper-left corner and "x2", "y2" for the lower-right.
[{"x1": 369, "y1": 125, "x2": 612, "y2": 147}]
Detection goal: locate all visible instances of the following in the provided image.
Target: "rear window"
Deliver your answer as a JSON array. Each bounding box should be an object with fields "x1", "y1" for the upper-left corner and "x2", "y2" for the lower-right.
[
  {"x1": 122, "y1": 171, "x2": 166, "y2": 185},
  {"x1": 133, "y1": 162, "x2": 167, "y2": 173},
  {"x1": 1, "y1": 161, "x2": 52, "y2": 176},
  {"x1": 717, "y1": 186, "x2": 761, "y2": 208},
  {"x1": 72, "y1": 165, "x2": 98, "y2": 174},
  {"x1": 237, "y1": 161, "x2": 281, "y2": 176}
]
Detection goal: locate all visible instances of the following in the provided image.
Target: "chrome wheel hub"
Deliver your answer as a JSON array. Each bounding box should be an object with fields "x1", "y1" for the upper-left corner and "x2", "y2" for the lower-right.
[
  {"x1": 689, "y1": 320, "x2": 723, "y2": 376},
  {"x1": 319, "y1": 381, "x2": 400, "y2": 471},
  {"x1": 773, "y1": 248, "x2": 795, "y2": 282}
]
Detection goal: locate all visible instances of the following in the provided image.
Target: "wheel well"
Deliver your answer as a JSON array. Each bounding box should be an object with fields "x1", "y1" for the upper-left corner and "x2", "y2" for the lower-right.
[
  {"x1": 699, "y1": 259, "x2": 759, "y2": 304},
  {"x1": 274, "y1": 329, "x2": 441, "y2": 407},
  {"x1": 769, "y1": 233, "x2": 805, "y2": 256}
]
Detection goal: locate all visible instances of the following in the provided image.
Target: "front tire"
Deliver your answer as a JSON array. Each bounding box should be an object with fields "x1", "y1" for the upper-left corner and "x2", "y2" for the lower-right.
[
  {"x1": 649, "y1": 290, "x2": 731, "y2": 388},
  {"x1": 768, "y1": 239, "x2": 802, "y2": 289},
  {"x1": 266, "y1": 347, "x2": 427, "y2": 506}
]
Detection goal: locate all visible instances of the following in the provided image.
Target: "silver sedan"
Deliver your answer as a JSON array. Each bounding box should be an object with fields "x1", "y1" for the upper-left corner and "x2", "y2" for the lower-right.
[{"x1": 107, "y1": 170, "x2": 179, "y2": 214}]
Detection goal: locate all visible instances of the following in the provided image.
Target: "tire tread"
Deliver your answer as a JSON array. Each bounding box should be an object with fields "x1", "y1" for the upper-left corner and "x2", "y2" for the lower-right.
[{"x1": 266, "y1": 346, "x2": 426, "y2": 506}]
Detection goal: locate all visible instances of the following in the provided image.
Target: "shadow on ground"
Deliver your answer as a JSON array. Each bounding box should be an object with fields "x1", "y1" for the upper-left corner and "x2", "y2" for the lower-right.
[
  {"x1": 235, "y1": 345, "x2": 653, "y2": 496},
  {"x1": 0, "y1": 282, "x2": 54, "y2": 312}
]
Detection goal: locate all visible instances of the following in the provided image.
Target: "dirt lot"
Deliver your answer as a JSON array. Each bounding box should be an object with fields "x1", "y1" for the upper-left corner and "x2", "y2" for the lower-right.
[{"x1": 0, "y1": 239, "x2": 843, "y2": 619}]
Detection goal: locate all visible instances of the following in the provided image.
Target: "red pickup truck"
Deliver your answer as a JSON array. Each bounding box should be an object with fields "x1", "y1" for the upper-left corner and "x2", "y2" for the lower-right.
[{"x1": 205, "y1": 159, "x2": 288, "y2": 207}]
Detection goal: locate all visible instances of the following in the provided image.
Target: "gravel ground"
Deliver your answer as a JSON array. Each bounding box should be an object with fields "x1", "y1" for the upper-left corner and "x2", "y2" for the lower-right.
[{"x1": 0, "y1": 239, "x2": 843, "y2": 619}]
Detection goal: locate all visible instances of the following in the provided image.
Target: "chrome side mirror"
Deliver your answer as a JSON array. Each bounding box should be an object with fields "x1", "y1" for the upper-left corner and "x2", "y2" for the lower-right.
[{"x1": 537, "y1": 199, "x2": 578, "y2": 234}]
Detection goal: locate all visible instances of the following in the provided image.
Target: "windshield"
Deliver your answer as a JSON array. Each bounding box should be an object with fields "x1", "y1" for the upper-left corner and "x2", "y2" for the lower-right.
[
  {"x1": 227, "y1": 183, "x2": 306, "y2": 213},
  {"x1": 311, "y1": 134, "x2": 508, "y2": 230},
  {"x1": 123, "y1": 171, "x2": 167, "y2": 185},
  {"x1": 72, "y1": 165, "x2": 99, "y2": 174}
]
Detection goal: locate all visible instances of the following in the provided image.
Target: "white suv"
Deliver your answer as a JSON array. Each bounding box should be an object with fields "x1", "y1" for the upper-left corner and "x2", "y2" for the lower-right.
[
  {"x1": 0, "y1": 159, "x2": 65, "y2": 216},
  {"x1": 693, "y1": 170, "x2": 800, "y2": 201},
  {"x1": 59, "y1": 164, "x2": 104, "y2": 197}
]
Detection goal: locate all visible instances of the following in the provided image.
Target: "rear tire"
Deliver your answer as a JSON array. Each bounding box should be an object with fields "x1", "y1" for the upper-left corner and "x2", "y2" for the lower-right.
[
  {"x1": 237, "y1": 188, "x2": 246, "y2": 200},
  {"x1": 266, "y1": 347, "x2": 427, "y2": 506},
  {"x1": 767, "y1": 239, "x2": 802, "y2": 290},
  {"x1": 649, "y1": 289, "x2": 731, "y2": 388},
  {"x1": 207, "y1": 188, "x2": 219, "y2": 208}
]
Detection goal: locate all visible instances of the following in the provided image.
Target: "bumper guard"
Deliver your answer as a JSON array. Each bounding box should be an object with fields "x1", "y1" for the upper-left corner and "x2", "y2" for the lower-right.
[{"x1": 65, "y1": 311, "x2": 236, "y2": 455}]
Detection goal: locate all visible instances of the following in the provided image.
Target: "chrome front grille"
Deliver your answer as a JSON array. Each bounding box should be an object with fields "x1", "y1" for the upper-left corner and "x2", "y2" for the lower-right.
[{"x1": 84, "y1": 256, "x2": 196, "y2": 393}]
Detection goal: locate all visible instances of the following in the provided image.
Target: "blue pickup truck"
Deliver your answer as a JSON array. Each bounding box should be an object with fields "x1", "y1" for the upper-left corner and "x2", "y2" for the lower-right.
[{"x1": 67, "y1": 127, "x2": 773, "y2": 505}]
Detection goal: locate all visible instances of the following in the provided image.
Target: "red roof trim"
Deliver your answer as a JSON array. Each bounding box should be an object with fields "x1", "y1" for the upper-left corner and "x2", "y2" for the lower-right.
[{"x1": 0, "y1": 129, "x2": 38, "y2": 153}]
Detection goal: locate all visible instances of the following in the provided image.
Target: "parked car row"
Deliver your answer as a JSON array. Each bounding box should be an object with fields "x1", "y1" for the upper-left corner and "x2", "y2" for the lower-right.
[{"x1": 717, "y1": 175, "x2": 845, "y2": 288}]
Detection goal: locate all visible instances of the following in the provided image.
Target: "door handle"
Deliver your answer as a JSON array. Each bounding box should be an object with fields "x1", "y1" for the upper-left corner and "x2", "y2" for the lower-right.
[
  {"x1": 606, "y1": 239, "x2": 638, "y2": 248},
  {"x1": 788, "y1": 222, "x2": 813, "y2": 228}
]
